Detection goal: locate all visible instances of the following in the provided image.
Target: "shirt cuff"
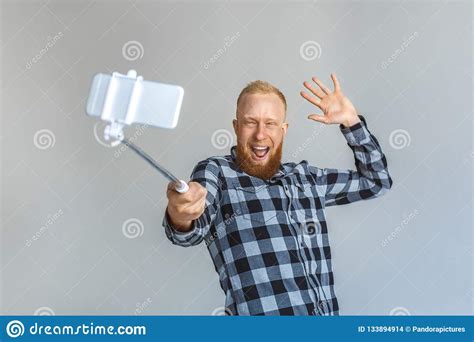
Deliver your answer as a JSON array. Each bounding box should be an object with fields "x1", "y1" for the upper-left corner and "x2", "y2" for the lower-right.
[{"x1": 339, "y1": 114, "x2": 371, "y2": 145}]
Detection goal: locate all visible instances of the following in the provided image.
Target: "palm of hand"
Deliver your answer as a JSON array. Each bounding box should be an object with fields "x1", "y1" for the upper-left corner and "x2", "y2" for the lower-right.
[{"x1": 300, "y1": 73, "x2": 358, "y2": 126}]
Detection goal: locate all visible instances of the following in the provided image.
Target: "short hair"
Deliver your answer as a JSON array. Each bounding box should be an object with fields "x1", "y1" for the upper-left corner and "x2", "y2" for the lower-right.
[{"x1": 236, "y1": 80, "x2": 287, "y2": 120}]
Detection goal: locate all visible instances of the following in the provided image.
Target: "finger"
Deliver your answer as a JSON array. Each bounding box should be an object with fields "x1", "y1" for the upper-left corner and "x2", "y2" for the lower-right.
[
  {"x1": 168, "y1": 184, "x2": 192, "y2": 202},
  {"x1": 312, "y1": 76, "x2": 331, "y2": 95},
  {"x1": 303, "y1": 81, "x2": 325, "y2": 99},
  {"x1": 308, "y1": 114, "x2": 329, "y2": 124},
  {"x1": 186, "y1": 196, "x2": 206, "y2": 217},
  {"x1": 331, "y1": 73, "x2": 341, "y2": 92},
  {"x1": 300, "y1": 90, "x2": 323, "y2": 109},
  {"x1": 166, "y1": 182, "x2": 176, "y2": 197},
  {"x1": 187, "y1": 187, "x2": 207, "y2": 205}
]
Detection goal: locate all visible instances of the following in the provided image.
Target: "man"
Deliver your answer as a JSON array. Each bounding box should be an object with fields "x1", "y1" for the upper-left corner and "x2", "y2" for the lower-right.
[{"x1": 162, "y1": 73, "x2": 393, "y2": 315}]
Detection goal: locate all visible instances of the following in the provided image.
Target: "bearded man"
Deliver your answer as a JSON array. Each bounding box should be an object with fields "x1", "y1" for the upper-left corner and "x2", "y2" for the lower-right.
[{"x1": 163, "y1": 73, "x2": 393, "y2": 315}]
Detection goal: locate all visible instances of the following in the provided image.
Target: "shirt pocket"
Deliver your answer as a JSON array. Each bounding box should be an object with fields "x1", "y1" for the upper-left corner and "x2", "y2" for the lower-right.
[
  {"x1": 231, "y1": 179, "x2": 278, "y2": 224},
  {"x1": 293, "y1": 182, "x2": 324, "y2": 236},
  {"x1": 294, "y1": 181, "x2": 324, "y2": 210}
]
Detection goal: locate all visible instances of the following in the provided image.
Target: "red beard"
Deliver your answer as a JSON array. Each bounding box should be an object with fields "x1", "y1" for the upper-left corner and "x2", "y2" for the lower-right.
[{"x1": 235, "y1": 142, "x2": 283, "y2": 180}]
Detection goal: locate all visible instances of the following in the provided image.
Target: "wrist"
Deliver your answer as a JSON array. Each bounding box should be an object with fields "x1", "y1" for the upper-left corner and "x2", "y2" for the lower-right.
[
  {"x1": 342, "y1": 114, "x2": 361, "y2": 128},
  {"x1": 171, "y1": 218, "x2": 193, "y2": 232},
  {"x1": 166, "y1": 207, "x2": 193, "y2": 232}
]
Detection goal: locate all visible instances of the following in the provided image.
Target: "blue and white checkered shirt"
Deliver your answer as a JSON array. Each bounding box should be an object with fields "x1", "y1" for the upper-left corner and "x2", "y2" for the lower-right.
[{"x1": 162, "y1": 115, "x2": 393, "y2": 315}]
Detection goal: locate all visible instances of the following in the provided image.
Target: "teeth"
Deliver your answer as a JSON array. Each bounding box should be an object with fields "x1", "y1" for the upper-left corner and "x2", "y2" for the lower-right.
[{"x1": 251, "y1": 146, "x2": 269, "y2": 159}]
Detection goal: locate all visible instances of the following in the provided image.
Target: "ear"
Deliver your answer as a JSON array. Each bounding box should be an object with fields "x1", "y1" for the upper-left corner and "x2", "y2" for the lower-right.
[
  {"x1": 232, "y1": 119, "x2": 238, "y2": 135},
  {"x1": 282, "y1": 122, "x2": 289, "y2": 136}
]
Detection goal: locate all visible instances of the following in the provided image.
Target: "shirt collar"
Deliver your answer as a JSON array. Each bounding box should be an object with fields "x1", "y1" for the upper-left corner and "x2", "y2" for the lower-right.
[{"x1": 230, "y1": 145, "x2": 286, "y2": 180}]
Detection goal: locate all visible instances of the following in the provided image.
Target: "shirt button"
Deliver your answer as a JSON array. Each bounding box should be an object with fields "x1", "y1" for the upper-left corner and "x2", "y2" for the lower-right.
[{"x1": 319, "y1": 301, "x2": 328, "y2": 314}]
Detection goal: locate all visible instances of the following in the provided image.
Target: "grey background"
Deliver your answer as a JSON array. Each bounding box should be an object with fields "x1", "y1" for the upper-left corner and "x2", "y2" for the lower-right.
[{"x1": 1, "y1": 0, "x2": 472, "y2": 316}]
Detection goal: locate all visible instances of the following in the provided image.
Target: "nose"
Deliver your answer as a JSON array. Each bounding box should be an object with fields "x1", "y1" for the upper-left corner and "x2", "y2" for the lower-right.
[{"x1": 254, "y1": 123, "x2": 267, "y2": 140}]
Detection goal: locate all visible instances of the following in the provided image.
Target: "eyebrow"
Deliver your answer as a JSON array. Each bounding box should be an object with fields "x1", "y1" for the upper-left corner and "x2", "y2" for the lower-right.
[{"x1": 241, "y1": 115, "x2": 280, "y2": 121}]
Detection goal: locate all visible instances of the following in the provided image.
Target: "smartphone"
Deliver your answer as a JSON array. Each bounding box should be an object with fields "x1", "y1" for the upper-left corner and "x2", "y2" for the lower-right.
[{"x1": 86, "y1": 72, "x2": 184, "y2": 129}]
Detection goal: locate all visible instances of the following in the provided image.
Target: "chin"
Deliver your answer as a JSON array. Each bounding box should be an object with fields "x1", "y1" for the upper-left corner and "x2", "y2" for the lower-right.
[{"x1": 236, "y1": 141, "x2": 283, "y2": 180}]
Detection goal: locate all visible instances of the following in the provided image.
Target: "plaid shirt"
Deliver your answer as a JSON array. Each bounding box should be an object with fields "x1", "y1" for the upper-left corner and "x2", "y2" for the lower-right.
[{"x1": 162, "y1": 115, "x2": 393, "y2": 315}]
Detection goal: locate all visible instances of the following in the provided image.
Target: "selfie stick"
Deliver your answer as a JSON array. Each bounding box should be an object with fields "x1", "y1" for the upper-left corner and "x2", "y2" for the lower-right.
[{"x1": 101, "y1": 70, "x2": 189, "y2": 194}]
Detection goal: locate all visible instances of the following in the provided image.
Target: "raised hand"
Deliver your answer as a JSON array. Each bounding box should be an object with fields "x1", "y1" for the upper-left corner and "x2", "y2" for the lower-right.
[{"x1": 300, "y1": 73, "x2": 360, "y2": 128}]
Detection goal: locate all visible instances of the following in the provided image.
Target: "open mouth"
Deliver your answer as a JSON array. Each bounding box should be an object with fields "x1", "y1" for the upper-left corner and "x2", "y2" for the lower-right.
[{"x1": 250, "y1": 145, "x2": 270, "y2": 161}]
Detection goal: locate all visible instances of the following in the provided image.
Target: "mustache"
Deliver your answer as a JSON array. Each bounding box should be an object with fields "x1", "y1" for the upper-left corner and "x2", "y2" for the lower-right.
[
  {"x1": 245, "y1": 143, "x2": 271, "y2": 148},
  {"x1": 235, "y1": 142, "x2": 283, "y2": 180}
]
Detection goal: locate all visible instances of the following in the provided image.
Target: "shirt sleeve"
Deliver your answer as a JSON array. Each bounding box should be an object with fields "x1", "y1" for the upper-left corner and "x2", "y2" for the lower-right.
[
  {"x1": 162, "y1": 159, "x2": 221, "y2": 247},
  {"x1": 308, "y1": 114, "x2": 393, "y2": 207}
]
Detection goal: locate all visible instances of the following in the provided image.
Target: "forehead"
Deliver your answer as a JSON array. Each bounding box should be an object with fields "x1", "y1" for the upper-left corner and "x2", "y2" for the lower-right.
[{"x1": 237, "y1": 93, "x2": 285, "y2": 121}]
